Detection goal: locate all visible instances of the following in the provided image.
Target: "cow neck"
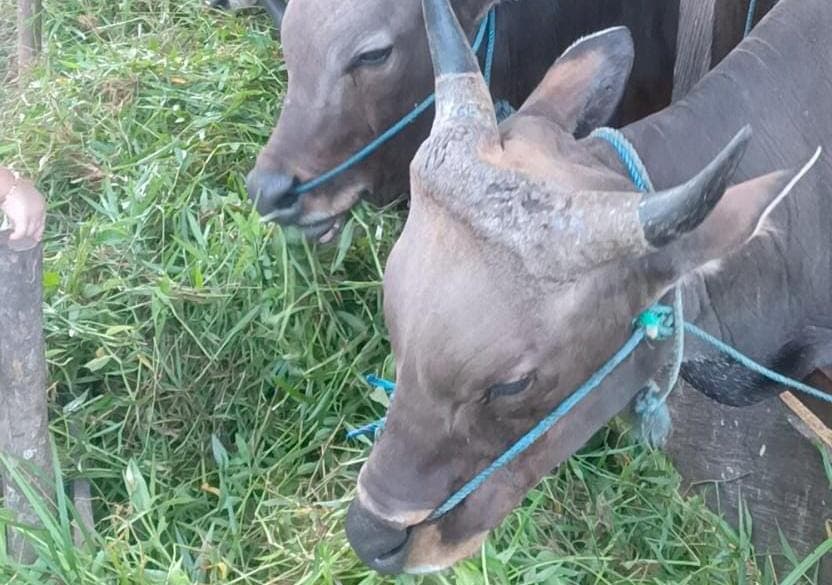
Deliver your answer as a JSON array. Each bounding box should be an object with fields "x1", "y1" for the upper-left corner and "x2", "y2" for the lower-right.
[{"x1": 613, "y1": 0, "x2": 832, "y2": 377}]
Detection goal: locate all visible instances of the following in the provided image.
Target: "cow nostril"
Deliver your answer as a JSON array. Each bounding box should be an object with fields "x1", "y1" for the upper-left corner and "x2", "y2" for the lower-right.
[
  {"x1": 346, "y1": 498, "x2": 412, "y2": 575},
  {"x1": 246, "y1": 170, "x2": 300, "y2": 217},
  {"x1": 273, "y1": 188, "x2": 300, "y2": 210}
]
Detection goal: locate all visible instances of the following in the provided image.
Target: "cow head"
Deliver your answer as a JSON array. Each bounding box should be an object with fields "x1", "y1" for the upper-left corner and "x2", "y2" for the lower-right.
[
  {"x1": 245, "y1": 0, "x2": 490, "y2": 242},
  {"x1": 344, "y1": 0, "x2": 817, "y2": 575}
]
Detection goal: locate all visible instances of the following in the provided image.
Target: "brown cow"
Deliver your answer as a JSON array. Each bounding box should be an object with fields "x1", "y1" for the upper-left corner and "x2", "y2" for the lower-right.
[{"x1": 345, "y1": 0, "x2": 831, "y2": 575}]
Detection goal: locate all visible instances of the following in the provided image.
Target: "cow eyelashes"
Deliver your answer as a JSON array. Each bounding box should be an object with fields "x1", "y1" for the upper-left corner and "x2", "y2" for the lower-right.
[
  {"x1": 351, "y1": 46, "x2": 393, "y2": 69},
  {"x1": 487, "y1": 374, "x2": 535, "y2": 401}
]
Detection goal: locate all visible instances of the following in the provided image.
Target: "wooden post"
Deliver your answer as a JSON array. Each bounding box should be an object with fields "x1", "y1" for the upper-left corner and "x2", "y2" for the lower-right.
[
  {"x1": 673, "y1": 0, "x2": 716, "y2": 102},
  {"x1": 17, "y1": 0, "x2": 42, "y2": 72},
  {"x1": 0, "y1": 230, "x2": 52, "y2": 564}
]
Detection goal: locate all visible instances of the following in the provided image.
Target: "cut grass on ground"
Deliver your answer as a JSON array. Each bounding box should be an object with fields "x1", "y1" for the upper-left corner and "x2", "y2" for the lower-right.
[{"x1": 0, "y1": 1, "x2": 828, "y2": 583}]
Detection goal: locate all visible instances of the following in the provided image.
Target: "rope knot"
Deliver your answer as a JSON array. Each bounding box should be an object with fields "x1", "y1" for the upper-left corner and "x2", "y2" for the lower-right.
[{"x1": 635, "y1": 304, "x2": 675, "y2": 341}]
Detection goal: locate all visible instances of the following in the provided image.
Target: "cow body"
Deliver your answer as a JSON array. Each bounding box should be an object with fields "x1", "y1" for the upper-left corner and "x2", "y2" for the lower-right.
[
  {"x1": 346, "y1": 0, "x2": 832, "y2": 576},
  {"x1": 618, "y1": 8, "x2": 832, "y2": 569},
  {"x1": 611, "y1": 2, "x2": 832, "y2": 412}
]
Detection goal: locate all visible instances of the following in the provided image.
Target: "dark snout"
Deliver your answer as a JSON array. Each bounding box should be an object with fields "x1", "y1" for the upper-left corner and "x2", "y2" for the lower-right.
[
  {"x1": 245, "y1": 168, "x2": 300, "y2": 223},
  {"x1": 345, "y1": 498, "x2": 412, "y2": 575}
]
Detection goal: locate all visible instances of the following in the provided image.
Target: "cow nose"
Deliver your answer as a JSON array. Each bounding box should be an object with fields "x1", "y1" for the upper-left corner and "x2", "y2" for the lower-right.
[
  {"x1": 246, "y1": 168, "x2": 301, "y2": 221},
  {"x1": 345, "y1": 498, "x2": 411, "y2": 575}
]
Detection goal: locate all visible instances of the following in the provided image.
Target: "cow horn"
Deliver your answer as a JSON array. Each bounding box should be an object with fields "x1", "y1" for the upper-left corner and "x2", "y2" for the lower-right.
[
  {"x1": 422, "y1": 0, "x2": 480, "y2": 76},
  {"x1": 422, "y1": 0, "x2": 498, "y2": 133},
  {"x1": 639, "y1": 126, "x2": 752, "y2": 247}
]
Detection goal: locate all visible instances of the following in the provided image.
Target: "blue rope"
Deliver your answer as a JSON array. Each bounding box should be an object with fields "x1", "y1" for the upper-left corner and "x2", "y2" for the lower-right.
[
  {"x1": 632, "y1": 287, "x2": 683, "y2": 447},
  {"x1": 346, "y1": 418, "x2": 386, "y2": 440},
  {"x1": 745, "y1": 0, "x2": 758, "y2": 37},
  {"x1": 483, "y1": 8, "x2": 497, "y2": 87},
  {"x1": 591, "y1": 127, "x2": 679, "y2": 448},
  {"x1": 364, "y1": 374, "x2": 395, "y2": 394},
  {"x1": 590, "y1": 128, "x2": 655, "y2": 192},
  {"x1": 346, "y1": 375, "x2": 396, "y2": 440},
  {"x1": 685, "y1": 323, "x2": 832, "y2": 405},
  {"x1": 282, "y1": 8, "x2": 498, "y2": 201}
]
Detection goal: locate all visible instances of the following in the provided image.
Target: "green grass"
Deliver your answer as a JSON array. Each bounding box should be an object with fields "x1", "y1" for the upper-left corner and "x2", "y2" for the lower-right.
[{"x1": 0, "y1": 0, "x2": 827, "y2": 583}]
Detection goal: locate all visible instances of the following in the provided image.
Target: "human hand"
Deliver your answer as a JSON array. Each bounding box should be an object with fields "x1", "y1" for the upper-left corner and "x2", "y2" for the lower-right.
[{"x1": 0, "y1": 167, "x2": 46, "y2": 247}]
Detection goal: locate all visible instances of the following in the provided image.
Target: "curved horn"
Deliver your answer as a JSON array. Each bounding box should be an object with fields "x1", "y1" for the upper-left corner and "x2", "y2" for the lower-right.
[
  {"x1": 422, "y1": 0, "x2": 480, "y2": 76},
  {"x1": 639, "y1": 125, "x2": 752, "y2": 247},
  {"x1": 260, "y1": 0, "x2": 286, "y2": 29},
  {"x1": 422, "y1": 0, "x2": 497, "y2": 133}
]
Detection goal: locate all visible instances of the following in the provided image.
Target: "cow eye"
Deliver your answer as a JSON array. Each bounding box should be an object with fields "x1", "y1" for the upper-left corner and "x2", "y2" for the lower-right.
[
  {"x1": 352, "y1": 46, "x2": 393, "y2": 68},
  {"x1": 487, "y1": 374, "x2": 535, "y2": 401}
]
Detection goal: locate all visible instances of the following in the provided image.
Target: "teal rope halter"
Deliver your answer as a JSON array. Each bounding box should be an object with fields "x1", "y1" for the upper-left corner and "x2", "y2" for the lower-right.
[
  {"x1": 428, "y1": 303, "x2": 677, "y2": 520},
  {"x1": 281, "y1": 8, "x2": 498, "y2": 201},
  {"x1": 745, "y1": 0, "x2": 759, "y2": 37},
  {"x1": 590, "y1": 128, "x2": 683, "y2": 449}
]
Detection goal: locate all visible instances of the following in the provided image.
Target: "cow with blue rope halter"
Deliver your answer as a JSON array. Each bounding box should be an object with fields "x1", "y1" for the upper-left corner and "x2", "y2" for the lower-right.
[
  {"x1": 344, "y1": 0, "x2": 831, "y2": 575},
  {"x1": 230, "y1": 0, "x2": 776, "y2": 244}
]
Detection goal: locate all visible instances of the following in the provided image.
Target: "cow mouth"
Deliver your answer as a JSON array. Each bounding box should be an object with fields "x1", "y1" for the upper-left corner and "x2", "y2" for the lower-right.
[
  {"x1": 296, "y1": 187, "x2": 370, "y2": 243},
  {"x1": 297, "y1": 216, "x2": 343, "y2": 244}
]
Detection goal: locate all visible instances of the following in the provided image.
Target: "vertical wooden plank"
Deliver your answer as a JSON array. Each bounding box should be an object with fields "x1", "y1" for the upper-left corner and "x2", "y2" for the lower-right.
[
  {"x1": 673, "y1": 0, "x2": 716, "y2": 101},
  {"x1": 0, "y1": 230, "x2": 52, "y2": 564}
]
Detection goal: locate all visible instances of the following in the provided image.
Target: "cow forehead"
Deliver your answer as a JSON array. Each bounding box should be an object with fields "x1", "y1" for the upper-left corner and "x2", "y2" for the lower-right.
[
  {"x1": 282, "y1": 0, "x2": 421, "y2": 64},
  {"x1": 385, "y1": 220, "x2": 535, "y2": 356},
  {"x1": 389, "y1": 282, "x2": 538, "y2": 395}
]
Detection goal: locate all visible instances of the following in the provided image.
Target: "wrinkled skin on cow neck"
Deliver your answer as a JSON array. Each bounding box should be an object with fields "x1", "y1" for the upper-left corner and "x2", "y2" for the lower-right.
[
  {"x1": 249, "y1": 0, "x2": 679, "y2": 242},
  {"x1": 350, "y1": 0, "x2": 832, "y2": 574}
]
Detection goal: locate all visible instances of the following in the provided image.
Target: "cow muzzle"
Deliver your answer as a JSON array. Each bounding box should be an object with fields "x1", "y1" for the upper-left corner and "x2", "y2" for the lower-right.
[{"x1": 246, "y1": 167, "x2": 357, "y2": 243}]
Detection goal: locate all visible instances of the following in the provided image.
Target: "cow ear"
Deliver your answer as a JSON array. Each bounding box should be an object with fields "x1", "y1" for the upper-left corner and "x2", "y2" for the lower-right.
[
  {"x1": 648, "y1": 149, "x2": 822, "y2": 281},
  {"x1": 516, "y1": 27, "x2": 634, "y2": 137}
]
